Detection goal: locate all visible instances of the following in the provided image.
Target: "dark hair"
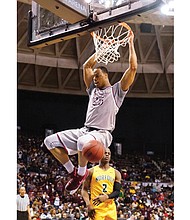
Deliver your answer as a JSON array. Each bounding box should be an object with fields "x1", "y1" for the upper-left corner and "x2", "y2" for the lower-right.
[{"x1": 96, "y1": 66, "x2": 109, "y2": 74}]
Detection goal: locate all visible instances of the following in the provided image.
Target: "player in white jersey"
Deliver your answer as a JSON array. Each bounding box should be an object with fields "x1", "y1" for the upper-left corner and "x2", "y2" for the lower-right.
[{"x1": 44, "y1": 30, "x2": 137, "y2": 195}]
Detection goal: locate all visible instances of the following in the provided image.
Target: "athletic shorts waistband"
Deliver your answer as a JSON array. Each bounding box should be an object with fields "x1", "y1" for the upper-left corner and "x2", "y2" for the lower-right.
[{"x1": 85, "y1": 126, "x2": 112, "y2": 133}]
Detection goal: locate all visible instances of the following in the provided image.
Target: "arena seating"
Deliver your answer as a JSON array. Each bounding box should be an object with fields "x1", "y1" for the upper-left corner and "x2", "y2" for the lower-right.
[{"x1": 17, "y1": 132, "x2": 174, "y2": 219}]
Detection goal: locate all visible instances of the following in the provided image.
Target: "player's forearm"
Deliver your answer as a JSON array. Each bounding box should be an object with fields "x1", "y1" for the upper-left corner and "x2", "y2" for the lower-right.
[
  {"x1": 128, "y1": 41, "x2": 137, "y2": 71},
  {"x1": 83, "y1": 53, "x2": 97, "y2": 88},
  {"x1": 120, "y1": 42, "x2": 137, "y2": 90},
  {"x1": 108, "y1": 181, "x2": 121, "y2": 199},
  {"x1": 83, "y1": 52, "x2": 97, "y2": 69},
  {"x1": 108, "y1": 190, "x2": 120, "y2": 199},
  {"x1": 81, "y1": 189, "x2": 91, "y2": 206}
]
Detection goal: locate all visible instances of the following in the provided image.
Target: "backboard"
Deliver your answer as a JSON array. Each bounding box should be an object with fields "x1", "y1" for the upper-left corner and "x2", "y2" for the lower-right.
[{"x1": 28, "y1": 0, "x2": 164, "y2": 48}]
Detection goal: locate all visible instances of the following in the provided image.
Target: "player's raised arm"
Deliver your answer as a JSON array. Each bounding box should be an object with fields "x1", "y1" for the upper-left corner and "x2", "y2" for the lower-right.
[
  {"x1": 120, "y1": 30, "x2": 137, "y2": 91},
  {"x1": 83, "y1": 52, "x2": 97, "y2": 89}
]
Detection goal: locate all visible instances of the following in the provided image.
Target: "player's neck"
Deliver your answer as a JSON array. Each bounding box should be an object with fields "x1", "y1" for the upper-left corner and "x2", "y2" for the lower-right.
[
  {"x1": 99, "y1": 163, "x2": 110, "y2": 170},
  {"x1": 99, "y1": 82, "x2": 111, "y2": 89},
  {"x1": 104, "y1": 81, "x2": 111, "y2": 88}
]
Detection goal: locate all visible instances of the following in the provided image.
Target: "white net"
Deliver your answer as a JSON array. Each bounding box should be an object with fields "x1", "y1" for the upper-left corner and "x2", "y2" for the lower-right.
[{"x1": 92, "y1": 23, "x2": 131, "y2": 65}]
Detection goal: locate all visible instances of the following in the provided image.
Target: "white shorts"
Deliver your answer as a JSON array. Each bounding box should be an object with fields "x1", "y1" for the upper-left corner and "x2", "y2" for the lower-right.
[{"x1": 44, "y1": 127, "x2": 113, "y2": 155}]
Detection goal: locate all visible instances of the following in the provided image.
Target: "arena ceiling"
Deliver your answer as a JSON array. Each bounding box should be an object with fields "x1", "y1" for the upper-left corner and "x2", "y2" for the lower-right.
[{"x1": 17, "y1": 0, "x2": 174, "y2": 98}]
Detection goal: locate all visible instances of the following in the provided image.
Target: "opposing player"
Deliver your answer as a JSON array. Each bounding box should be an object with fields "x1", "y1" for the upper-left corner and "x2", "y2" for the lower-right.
[
  {"x1": 81, "y1": 148, "x2": 122, "y2": 220},
  {"x1": 44, "y1": 29, "x2": 137, "y2": 195}
]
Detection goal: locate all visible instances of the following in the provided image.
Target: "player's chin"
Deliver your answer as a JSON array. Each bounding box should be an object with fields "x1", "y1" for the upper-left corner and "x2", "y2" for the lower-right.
[
  {"x1": 95, "y1": 82, "x2": 102, "y2": 88},
  {"x1": 102, "y1": 157, "x2": 109, "y2": 162}
]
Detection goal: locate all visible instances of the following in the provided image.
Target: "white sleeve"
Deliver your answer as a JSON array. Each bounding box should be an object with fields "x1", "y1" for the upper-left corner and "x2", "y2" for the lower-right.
[{"x1": 112, "y1": 81, "x2": 128, "y2": 108}]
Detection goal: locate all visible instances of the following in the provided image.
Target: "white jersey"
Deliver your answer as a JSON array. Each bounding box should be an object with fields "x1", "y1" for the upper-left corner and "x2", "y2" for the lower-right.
[
  {"x1": 17, "y1": 194, "x2": 30, "y2": 211},
  {"x1": 84, "y1": 81, "x2": 128, "y2": 132}
]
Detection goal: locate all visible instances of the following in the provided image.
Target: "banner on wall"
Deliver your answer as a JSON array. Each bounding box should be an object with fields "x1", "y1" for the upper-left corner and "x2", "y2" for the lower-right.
[{"x1": 114, "y1": 142, "x2": 122, "y2": 155}]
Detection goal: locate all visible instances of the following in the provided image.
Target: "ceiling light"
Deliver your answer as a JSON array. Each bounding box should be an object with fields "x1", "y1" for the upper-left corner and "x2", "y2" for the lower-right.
[
  {"x1": 85, "y1": 0, "x2": 92, "y2": 3},
  {"x1": 161, "y1": 0, "x2": 174, "y2": 16}
]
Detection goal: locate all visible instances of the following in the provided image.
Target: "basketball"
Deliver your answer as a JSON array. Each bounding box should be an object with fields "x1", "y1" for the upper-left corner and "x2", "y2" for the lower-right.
[{"x1": 82, "y1": 140, "x2": 105, "y2": 163}]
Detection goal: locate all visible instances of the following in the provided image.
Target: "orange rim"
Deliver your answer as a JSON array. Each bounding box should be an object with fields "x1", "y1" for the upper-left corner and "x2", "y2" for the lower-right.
[
  {"x1": 91, "y1": 22, "x2": 131, "y2": 44},
  {"x1": 118, "y1": 22, "x2": 131, "y2": 31}
]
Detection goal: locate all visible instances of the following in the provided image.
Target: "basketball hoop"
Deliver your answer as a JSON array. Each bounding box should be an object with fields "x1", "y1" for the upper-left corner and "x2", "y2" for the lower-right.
[{"x1": 91, "y1": 22, "x2": 131, "y2": 65}]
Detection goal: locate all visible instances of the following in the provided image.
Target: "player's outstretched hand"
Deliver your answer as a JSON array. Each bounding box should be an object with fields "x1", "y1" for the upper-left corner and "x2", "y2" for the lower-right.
[
  {"x1": 92, "y1": 194, "x2": 109, "y2": 206},
  {"x1": 87, "y1": 204, "x2": 96, "y2": 219}
]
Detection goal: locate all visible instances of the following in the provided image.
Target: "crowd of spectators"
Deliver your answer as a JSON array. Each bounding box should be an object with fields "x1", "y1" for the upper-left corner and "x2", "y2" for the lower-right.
[{"x1": 17, "y1": 131, "x2": 174, "y2": 220}]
